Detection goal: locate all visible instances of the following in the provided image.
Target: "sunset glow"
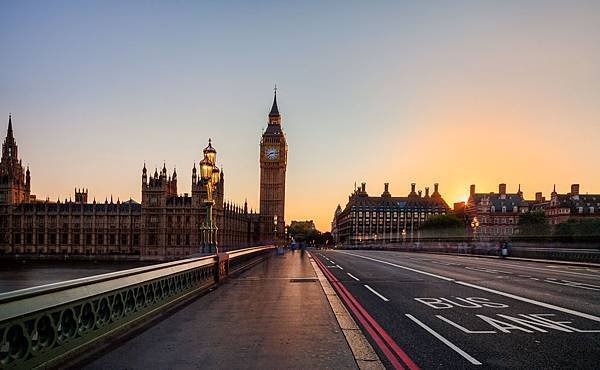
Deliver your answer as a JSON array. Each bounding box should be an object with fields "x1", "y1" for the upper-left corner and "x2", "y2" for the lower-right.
[{"x1": 1, "y1": 1, "x2": 599, "y2": 230}]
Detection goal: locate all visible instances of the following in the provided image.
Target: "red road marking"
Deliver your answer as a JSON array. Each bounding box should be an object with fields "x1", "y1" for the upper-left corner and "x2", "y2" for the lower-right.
[{"x1": 313, "y1": 254, "x2": 420, "y2": 370}]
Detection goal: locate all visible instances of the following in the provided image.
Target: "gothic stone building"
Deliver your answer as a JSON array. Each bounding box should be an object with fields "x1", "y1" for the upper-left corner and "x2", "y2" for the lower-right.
[
  {"x1": 334, "y1": 182, "x2": 450, "y2": 244},
  {"x1": 0, "y1": 93, "x2": 287, "y2": 260}
]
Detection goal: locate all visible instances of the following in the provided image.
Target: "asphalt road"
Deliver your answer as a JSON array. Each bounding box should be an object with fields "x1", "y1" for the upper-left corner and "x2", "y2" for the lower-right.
[{"x1": 314, "y1": 250, "x2": 600, "y2": 369}]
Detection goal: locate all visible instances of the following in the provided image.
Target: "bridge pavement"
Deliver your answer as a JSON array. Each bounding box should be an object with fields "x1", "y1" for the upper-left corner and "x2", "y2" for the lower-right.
[{"x1": 84, "y1": 250, "x2": 358, "y2": 369}]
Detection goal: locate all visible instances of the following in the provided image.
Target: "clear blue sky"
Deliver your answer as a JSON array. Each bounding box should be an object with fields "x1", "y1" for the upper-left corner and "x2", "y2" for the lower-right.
[{"x1": 2, "y1": 1, "x2": 599, "y2": 229}]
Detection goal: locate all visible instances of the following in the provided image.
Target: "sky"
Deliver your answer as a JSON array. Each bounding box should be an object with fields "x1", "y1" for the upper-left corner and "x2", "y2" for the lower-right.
[{"x1": 1, "y1": 1, "x2": 599, "y2": 230}]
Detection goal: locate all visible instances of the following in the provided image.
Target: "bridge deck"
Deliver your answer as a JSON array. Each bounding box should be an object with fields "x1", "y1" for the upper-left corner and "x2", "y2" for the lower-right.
[{"x1": 84, "y1": 250, "x2": 357, "y2": 369}]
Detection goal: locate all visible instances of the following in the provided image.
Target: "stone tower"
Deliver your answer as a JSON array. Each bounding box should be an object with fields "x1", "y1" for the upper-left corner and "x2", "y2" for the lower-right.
[
  {"x1": 0, "y1": 115, "x2": 30, "y2": 205},
  {"x1": 259, "y1": 90, "x2": 288, "y2": 241}
]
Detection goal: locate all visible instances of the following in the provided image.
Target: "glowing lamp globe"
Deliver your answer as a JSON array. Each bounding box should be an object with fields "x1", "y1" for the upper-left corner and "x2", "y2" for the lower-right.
[{"x1": 200, "y1": 157, "x2": 213, "y2": 181}]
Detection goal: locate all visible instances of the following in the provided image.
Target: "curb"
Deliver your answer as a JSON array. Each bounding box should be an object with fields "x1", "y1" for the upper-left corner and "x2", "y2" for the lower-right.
[{"x1": 307, "y1": 252, "x2": 384, "y2": 370}]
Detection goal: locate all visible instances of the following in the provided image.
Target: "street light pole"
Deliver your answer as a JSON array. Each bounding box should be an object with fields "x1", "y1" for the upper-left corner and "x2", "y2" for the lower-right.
[
  {"x1": 471, "y1": 217, "x2": 480, "y2": 244},
  {"x1": 273, "y1": 215, "x2": 278, "y2": 246},
  {"x1": 199, "y1": 139, "x2": 221, "y2": 254}
]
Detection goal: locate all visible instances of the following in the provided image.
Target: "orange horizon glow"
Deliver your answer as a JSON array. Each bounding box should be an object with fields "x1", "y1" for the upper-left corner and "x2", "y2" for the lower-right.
[{"x1": 2, "y1": 2, "x2": 599, "y2": 232}]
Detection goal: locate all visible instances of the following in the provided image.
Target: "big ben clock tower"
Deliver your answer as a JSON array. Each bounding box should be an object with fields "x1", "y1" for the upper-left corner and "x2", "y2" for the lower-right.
[{"x1": 259, "y1": 89, "x2": 288, "y2": 242}]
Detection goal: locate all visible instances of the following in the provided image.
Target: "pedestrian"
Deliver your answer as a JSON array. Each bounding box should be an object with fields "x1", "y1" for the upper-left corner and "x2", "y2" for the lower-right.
[{"x1": 501, "y1": 241, "x2": 508, "y2": 258}]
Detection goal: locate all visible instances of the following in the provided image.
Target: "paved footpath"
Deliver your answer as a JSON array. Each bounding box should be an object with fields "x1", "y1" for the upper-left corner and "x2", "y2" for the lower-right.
[{"x1": 84, "y1": 250, "x2": 358, "y2": 369}]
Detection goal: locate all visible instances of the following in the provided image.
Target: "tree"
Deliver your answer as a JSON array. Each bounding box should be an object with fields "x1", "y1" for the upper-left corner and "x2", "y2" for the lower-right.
[
  {"x1": 288, "y1": 220, "x2": 319, "y2": 243},
  {"x1": 517, "y1": 211, "x2": 550, "y2": 238},
  {"x1": 419, "y1": 214, "x2": 466, "y2": 239},
  {"x1": 554, "y1": 219, "x2": 600, "y2": 241}
]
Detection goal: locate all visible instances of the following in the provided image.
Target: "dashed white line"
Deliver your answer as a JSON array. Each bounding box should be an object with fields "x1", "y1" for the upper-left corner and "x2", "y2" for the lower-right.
[
  {"x1": 406, "y1": 314, "x2": 482, "y2": 365},
  {"x1": 364, "y1": 285, "x2": 389, "y2": 302},
  {"x1": 347, "y1": 272, "x2": 360, "y2": 281},
  {"x1": 337, "y1": 265, "x2": 344, "y2": 270}
]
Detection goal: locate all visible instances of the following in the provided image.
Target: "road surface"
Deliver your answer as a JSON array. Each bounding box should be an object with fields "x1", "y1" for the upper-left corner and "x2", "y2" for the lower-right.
[{"x1": 313, "y1": 250, "x2": 600, "y2": 369}]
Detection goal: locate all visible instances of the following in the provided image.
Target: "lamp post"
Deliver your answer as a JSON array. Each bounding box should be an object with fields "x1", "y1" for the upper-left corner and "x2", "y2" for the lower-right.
[
  {"x1": 199, "y1": 139, "x2": 221, "y2": 254},
  {"x1": 470, "y1": 217, "x2": 480, "y2": 242},
  {"x1": 273, "y1": 215, "x2": 278, "y2": 246}
]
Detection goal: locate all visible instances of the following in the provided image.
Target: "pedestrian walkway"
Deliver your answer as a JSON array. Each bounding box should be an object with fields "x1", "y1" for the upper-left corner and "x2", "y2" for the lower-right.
[{"x1": 84, "y1": 250, "x2": 358, "y2": 369}]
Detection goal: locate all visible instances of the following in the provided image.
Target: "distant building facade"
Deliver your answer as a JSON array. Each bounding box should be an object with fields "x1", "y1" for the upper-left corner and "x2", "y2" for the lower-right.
[
  {"x1": 0, "y1": 93, "x2": 287, "y2": 260},
  {"x1": 466, "y1": 183, "x2": 532, "y2": 238},
  {"x1": 334, "y1": 182, "x2": 450, "y2": 244},
  {"x1": 539, "y1": 184, "x2": 600, "y2": 227}
]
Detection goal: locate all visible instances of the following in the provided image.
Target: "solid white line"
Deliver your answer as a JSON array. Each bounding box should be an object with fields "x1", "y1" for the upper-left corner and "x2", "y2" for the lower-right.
[
  {"x1": 339, "y1": 251, "x2": 600, "y2": 323},
  {"x1": 543, "y1": 279, "x2": 600, "y2": 291},
  {"x1": 364, "y1": 285, "x2": 389, "y2": 302},
  {"x1": 464, "y1": 259, "x2": 600, "y2": 279},
  {"x1": 426, "y1": 254, "x2": 600, "y2": 279},
  {"x1": 405, "y1": 314, "x2": 482, "y2": 365},
  {"x1": 347, "y1": 272, "x2": 360, "y2": 281},
  {"x1": 339, "y1": 252, "x2": 455, "y2": 281}
]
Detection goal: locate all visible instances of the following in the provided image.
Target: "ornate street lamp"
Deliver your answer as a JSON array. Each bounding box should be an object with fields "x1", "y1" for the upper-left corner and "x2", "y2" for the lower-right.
[
  {"x1": 199, "y1": 139, "x2": 221, "y2": 254},
  {"x1": 273, "y1": 215, "x2": 278, "y2": 245},
  {"x1": 470, "y1": 217, "x2": 480, "y2": 242}
]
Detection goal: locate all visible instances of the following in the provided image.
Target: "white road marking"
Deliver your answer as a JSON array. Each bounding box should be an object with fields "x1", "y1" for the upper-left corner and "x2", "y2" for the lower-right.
[
  {"x1": 460, "y1": 259, "x2": 600, "y2": 279},
  {"x1": 423, "y1": 254, "x2": 600, "y2": 279},
  {"x1": 347, "y1": 273, "x2": 360, "y2": 281},
  {"x1": 430, "y1": 261, "x2": 455, "y2": 266},
  {"x1": 406, "y1": 314, "x2": 482, "y2": 365},
  {"x1": 337, "y1": 265, "x2": 344, "y2": 270},
  {"x1": 543, "y1": 279, "x2": 600, "y2": 291},
  {"x1": 465, "y1": 267, "x2": 498, "y2": 274},
  {"x1": 456, "y1": 281, "x2": 600, "y2": 323},
  {"x1": 339, "y1": 252, "x2": 455, "y2": 282},
  {"x1": 339, "y1": 251, "x2": 600, "y2": 323},
  {"x1": 364, "y1": 285, "x2": 389, "y2": 302}
]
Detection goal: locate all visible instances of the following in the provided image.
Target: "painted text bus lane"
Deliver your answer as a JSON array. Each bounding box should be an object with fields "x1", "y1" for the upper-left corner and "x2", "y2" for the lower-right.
[{"x1": 406, "y1": 293, "x2": 600, "y2": 368}]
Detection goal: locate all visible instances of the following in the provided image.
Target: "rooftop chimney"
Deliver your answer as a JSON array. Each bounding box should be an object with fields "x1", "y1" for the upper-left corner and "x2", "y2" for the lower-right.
[
  {"x1": 411, "y1": 183, "x2": 416, "y2": 193},
  {"x1": 425, "y1": 187, "x2": 430, "y2": 198},
  {"x1": 418, "y1": 190, "x2": 422, "y2": 197},
  {"x1": 499, "y1": 183, "x2": 506, "y2": 195},
  {"x1": 382, "y1": 182, "x2": 391, "y2": 197},
  {"x1": 535, "y1": 192, "x2": 543, "y2": 202},
  {"x1": 571, "y1": 184, "x2": 580, "y2": 196},
  {"x1": 361, "y1": 182, "x2": 366, "y2": 193},
  {"x1": 434, "y1": 183, "x2": 439, "y2": 193}
]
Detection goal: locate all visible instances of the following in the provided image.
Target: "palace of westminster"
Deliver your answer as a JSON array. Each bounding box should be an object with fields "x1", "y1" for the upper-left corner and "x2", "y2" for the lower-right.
[{"x1": 0, "y1": 93, "x2": 288, "y2": 260}]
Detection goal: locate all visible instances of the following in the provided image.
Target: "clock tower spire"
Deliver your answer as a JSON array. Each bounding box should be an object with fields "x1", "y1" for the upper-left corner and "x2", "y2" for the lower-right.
[{"x1": 259, "y1": 87, "x2": 288, "y2": 242}]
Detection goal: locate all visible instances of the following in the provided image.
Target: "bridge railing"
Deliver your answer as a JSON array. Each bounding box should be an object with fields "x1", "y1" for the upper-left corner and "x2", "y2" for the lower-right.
[{"x1": 0, "y1": 245, "x2": 275, "y2": 369}]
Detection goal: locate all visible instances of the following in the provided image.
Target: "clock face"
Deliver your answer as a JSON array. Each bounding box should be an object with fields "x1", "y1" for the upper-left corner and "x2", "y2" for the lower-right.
[{"x1": 265, "y1": 147, "x2": 279, "y2": 160}]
